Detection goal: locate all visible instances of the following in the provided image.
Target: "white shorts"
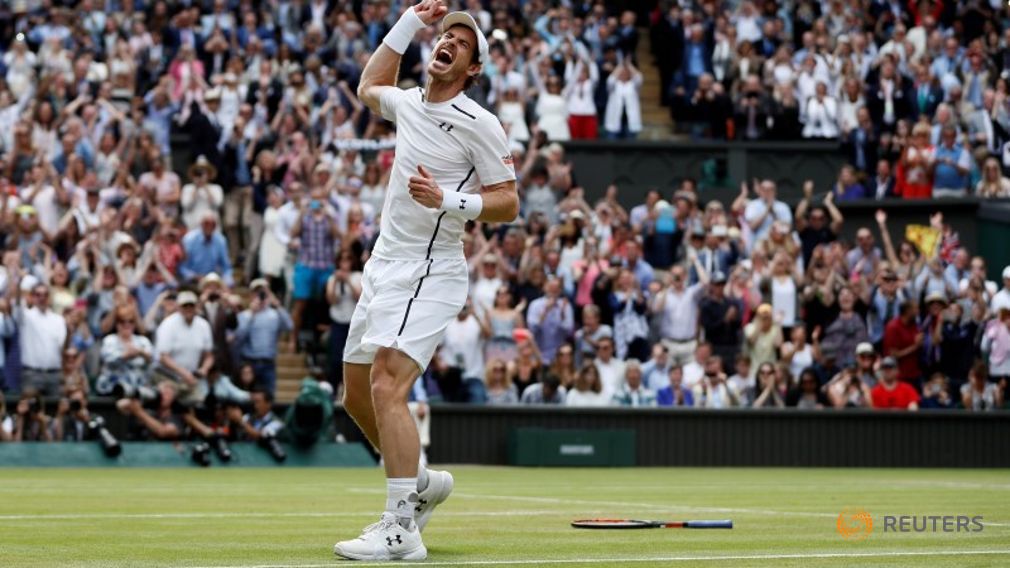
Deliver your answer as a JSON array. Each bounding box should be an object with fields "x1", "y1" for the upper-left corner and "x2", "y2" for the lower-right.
[{"x1": 343, "y1": 256, "x2": 468, "y2": 371}]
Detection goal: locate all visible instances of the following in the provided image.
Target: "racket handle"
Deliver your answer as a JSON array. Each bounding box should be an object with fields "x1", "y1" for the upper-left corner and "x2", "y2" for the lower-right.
[{"x1": 685, "y1": 520, "x2": 733, "y2": 529}]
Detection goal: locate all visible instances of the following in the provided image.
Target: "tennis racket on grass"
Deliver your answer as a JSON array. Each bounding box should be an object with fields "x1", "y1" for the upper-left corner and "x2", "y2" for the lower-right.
[{"x1": 571, "y1": 519, "x2": 733, "y2": 529}]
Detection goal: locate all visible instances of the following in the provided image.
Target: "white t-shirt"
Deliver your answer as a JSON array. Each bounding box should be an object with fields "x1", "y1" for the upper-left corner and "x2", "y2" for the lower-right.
[
  {"x1": 16, "y1": 304, "x2": 67, "y2": 369},
  {"x1": 373, "y1": 87, "x2": 515, "y2": 261},
  {"x1": 440, "y1": 315, "x2": 485, "y2": 379},
  {"x1": 594, "y1": 357, "x2": 626, "y2": 400},
  {"x1": 154, "y1": 312, "x2": 213, "y2": 373},
  {"x1": 682, "y1": 361, "x2": 704, "y2": 389},
  {"x1": 566, "y1": 389, "x2": 610, "y2": 407},
  {"x1": 328, "y1": 272, "x2": 362, "y2": 324},
  {"x1": 771, "y1": 276, "x2": 797, "y2": 327}
]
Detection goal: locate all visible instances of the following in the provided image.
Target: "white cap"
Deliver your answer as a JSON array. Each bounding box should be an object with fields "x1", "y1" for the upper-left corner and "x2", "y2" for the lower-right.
[
  {"x1": 1003, "y1": 265, "x2": 1010, "y2": 280},
  {"x1": 441, "y1": 12, "x2": 489, "y2": 64}
]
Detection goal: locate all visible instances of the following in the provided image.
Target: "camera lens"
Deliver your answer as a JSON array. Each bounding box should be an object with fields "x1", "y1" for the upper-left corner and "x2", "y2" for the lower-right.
[{"x1": 191, "y1": 442, "x2": 212, "y2": 467}]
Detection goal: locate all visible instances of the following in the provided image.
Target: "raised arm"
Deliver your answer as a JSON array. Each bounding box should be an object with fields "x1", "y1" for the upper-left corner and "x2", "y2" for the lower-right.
[
  {"x1": 875, "y1": 209, "x2": 899, "y2": 266},
  {"x1": 357, "y1": 0, "x2": 447, "y2": 114}
]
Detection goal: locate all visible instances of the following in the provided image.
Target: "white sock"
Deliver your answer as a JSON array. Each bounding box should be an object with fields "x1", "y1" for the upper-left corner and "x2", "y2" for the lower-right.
[
  {"x1": 385, "y1": 478, "x2": 417, "y2": 529},
  {"x1": 417, "y1": 466, "x2": 430, "y2": 493}
]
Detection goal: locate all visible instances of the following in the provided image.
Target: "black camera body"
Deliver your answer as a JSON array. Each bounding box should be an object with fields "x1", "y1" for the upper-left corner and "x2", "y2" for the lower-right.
[
  {"x1": 87, "y1": 416, "x2": 122, "y2": 458},
  {"x1": 258, "y1": 434, "x2": 287, "y2": 463}
]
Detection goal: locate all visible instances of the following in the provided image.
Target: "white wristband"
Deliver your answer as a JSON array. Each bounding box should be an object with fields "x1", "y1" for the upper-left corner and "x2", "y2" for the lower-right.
[
  {"x1": 440, "y1": 191, "x2": 483, "y2": 220},
  {"x1": 383, "y1": 8, "x2": 426, "y2": 54}
]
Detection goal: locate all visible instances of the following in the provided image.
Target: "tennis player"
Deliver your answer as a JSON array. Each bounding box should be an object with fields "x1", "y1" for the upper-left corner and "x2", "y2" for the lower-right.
[{"x1": 334, "y1": 0, "x2": 518, "y2": 561}]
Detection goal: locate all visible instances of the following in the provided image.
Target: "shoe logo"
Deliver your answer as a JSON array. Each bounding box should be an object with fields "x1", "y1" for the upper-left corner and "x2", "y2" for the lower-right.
[
  {"x1": 386, "y1": 535, "x2": 403, "y2": 546},
  {"x1": 415, "y1": 498, "x2": 428, "y2": 512}
]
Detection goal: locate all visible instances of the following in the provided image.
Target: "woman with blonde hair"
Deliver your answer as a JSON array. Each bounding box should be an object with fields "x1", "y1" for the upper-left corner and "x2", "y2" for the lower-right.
[
  {"x1": 95, "y1": 306, "x2": 154, "y2": 396},
  {"x1": 975, "y1": 157, "x2": 1010, "y2": 198},
  {"x1": 484, "y1": 359, "x2": 518, "y2": 405}
]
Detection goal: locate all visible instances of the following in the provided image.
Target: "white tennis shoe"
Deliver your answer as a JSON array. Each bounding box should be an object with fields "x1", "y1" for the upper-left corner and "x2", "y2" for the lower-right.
[
  {"x1": 415, "y1": 469, "x2": 454, "y2": 532},
  {"x1": 333, "y1": 513, "x2": 426, "y2": 561}
]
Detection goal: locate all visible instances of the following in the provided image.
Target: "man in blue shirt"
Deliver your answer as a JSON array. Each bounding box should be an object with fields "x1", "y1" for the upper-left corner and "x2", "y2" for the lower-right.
[
  {"x1": 527, "y1": 277, "x2": 575, "y2": 364},
  {"x1": 932, "y1": 126, "x2": 970, "y2": 197},
  {"x1": 234, "y1": 279, "x2": 293, "y2": 395},
  {"x1": 180, "y1": 213, "x2": 234, "y2": 287}
]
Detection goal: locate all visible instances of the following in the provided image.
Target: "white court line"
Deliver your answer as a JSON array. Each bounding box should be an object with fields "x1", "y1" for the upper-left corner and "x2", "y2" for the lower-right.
[
  {"x1": 0, "y1": 510, "x2": 555, "y2": 521},
  {"x1": 189, "y1": 549, "x2": 1010, "y2": 568},
  {"x1": 349, "y1": 488, "x2": 1010, "y2": 527}
]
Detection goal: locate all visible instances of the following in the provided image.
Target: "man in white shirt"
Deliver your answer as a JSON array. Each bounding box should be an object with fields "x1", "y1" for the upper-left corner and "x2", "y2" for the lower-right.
[
  {"x1": 14, "y1": 283, "x2": 67, "y2": 396},
  {"x1": 593, "y1": 336, "x2": 626, "y2": 400},
  {"x1": 743, "y1": 180, "x2": 792, "y2": 250},
  {"x1": 681, "y1": 342, "x2": 712, "y2": 390},
  {"x1": 335, "y1": 3, "x2": 519, "y2": 561},
  {"x1": 991, "y1": 266, "x2": 1010, "y2": 314},
  {"x1": 153, "y1": 291, "x2": 214, "y2": 405},
  {"x1": 653, "y1": 263, "x2": 707, "y2": 366},
  {"x1": 439, "y1": 302, "x2": 486, "y2": 384},
  {"x1": 470, "y1": 253, "x2": 503, "y2": 318}
]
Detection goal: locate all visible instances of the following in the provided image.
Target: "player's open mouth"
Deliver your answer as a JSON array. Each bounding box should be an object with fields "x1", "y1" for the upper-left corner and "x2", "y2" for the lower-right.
[{"x1": 435, "y1": 47, "x2": 454, "y2": 65}]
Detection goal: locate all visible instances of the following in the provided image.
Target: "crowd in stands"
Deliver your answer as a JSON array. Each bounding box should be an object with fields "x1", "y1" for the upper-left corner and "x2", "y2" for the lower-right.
[
  {"x1": 1, "y1": 0, "x2": 1010, "y2": 444},
  {"x1": 653, "y1": 0, "x2": 1010, "y2": 199}
]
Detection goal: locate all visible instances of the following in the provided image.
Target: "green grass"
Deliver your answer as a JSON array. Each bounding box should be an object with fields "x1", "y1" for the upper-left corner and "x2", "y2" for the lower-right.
[{"x1": 0, "y1": 467, "x2": 1008, "y2": 567}]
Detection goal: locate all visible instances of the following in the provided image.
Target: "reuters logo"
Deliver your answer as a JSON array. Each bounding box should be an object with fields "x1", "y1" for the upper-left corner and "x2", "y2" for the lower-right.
[{"x1": 836, "y1": 508, "x2": 874, "y2": 541}]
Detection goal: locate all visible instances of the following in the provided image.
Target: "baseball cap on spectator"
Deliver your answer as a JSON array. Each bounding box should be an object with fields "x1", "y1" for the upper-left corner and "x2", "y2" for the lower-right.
[
  {"x1": 711, "y1": 271, "x2": 728, "y2": 284},
  {"x1": 204, "y1": 88, "x2": 222, "y2": 102},
  {"x1": 710, "y1": 225, "x2": 728, "y2": 237},
  {"x1": 756, "y1": 303, "x2": 773, "y2": 317},
  {"x1": 880, "y1": 357, "x2": 898, "y2": 369},
  {"x1": 568, "y1": 210, "x2": 586, "y2": 221},
  {"x1": 482, "y1": 253, "x2": 498, "y2": 265},
  {"x1": 15, "y1": 204, "x2": 36, "y2": 218},
  {"x1": 1002, "y1": 265, "x2": 1010, "y2": 280},
  {"x1": 442, "y1": 12, "x2": 489, "y2": 64},
  {"x1": 856, "y1": 343, "x2": 875, "y2": 356},
  {"x1": 19, "y1": 274, "x2": 39, "y2": 292},
  {"x1": 200, "y1": 272, "x2": 223, "y2": 290},
  {"x1": 673, "y1": 191, "x2": 694, "y2": 204},
  {"x1": 177, "y1": 291, "x2": 198, "y2": 306},
  {"x1": 772, "y1": 220, "x2": 790, "y2": 235},
  {"x1": 654, "y1": 199, "x2": 672, "y2": 211},
  {"x1": 924, "y1": 291, "x2": 948, "y2": 306},
  {"x1": 250, "y1": 278, "x2": 269, "y2": 290}
]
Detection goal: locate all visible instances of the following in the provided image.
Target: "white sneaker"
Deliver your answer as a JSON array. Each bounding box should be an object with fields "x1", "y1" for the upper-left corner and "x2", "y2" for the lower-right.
[
  {"x1": 333, "y1": 513, "x2": 426, "y2": 561},
  {"x1": 415, "y1": 470, "x2": 454, "y2": 533}
]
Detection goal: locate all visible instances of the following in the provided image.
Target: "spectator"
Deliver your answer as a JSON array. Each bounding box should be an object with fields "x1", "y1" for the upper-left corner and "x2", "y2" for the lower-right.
[
  {"x1": 610, "y1": 269, "x2": 649, "y2": 360},
  {"x1": 883, "y1": 300, "x2": 924, "y2": 387},
  {"x1": 611, "y1": 359, "x2": 656, "y2": 407},
  {"x1": 871, "y1": 357, "x2": 921, "y2": 410},
  {"x1": 152, "y1": 291, "x2": 213, "y2": 406},
  {"x1": 180, "y1": 156, "x2": 224, "y2": 231},
  {"x1": 692, "y1": 355, "x2": 736, "y2": 408},
  {"x1": 527, "y1": 276, "x2": 574, "y2": 364},
  {"x1": 656, "y1": 365, "x2": 694, "y2": 407},
  {"x1": 825, "y1": 364, "x2": 874, "y2": 409},
  {"x1": 931, "y1": 126, "x2": 971, "y2": 198},
  {"x1": 603, "y1": 58, "x2": 643, "y2": 139},
  {"x1": 441, "y1": 301, "x2": 489, "y2": 404},
  {"x1": 520, "y1": 373, "x2": 566, "y2": 405},
  {"x1": 593, "y1": 336, "x2": 625, "y2": 399},
  {"x1": 821, "y1": 287, "x2": 869, "y2": 369},
  {"x1": 12, "y1": 282, "x2": 67, "y2": 397},
  {"x1": 484, "y1": 359, "x2": 518, "y2": 406},
  {"x1": 325, "y1": 251, "x2": 363, "y2": 390},
  {"x1": 180, "y1": 213, "x2": 234, "y2": 287},
  {"x1": 726, "y1": 355, "x2": 755, "y2": 406},
  {"x1": 744, "y1": 304, "x2": 783, "y2": 372},
  {"x1": 95, "y1": 307, "x2": 154, "y2": 396},
  {"x1": 289, "y1": 187, "x2": 339, "y2": 352},
  {"x1": 961, "y1": 363, "x2": 1004, "y2": 411},
  {"x1": 753, "y1": 361, "x2": 786, "y2": 408},
  {"x1": 896, "y1": 123, "x2": 935, "y2": 198},
  {"x1": 640, "y1": 344, "x2": 672, "y2": 392},
  {"x1": 228, "y1": 390, "x2": 285, "y2": 441},
  {"x1": 116, "y1": 382, "x2": 184, "y2": 440},
  {"x1": 653, "y1": 263, "x2": 707, "y2": 366},
  {"x1": 535, "y1": 76, "x2": 570, "y2": 141},
  {"x1": 566, "y1": 363, "x2": 608, "y2": 407},
  {"x1": 744, "y1": 180, "x2": 793, "y2": 247},
  {"x1": 920, "y1": 372, "x2": 955, "y2": 410},
  {"x1": 234, "y1": 281, "x2": 293, "y2": 395},
  {"x1": 11, "y1": 389, "x2": 53, "y2": 442},
  {"x1": 700, "y1": 271, "x2": 743, "y2": 367},
  {"x1": 574, "y1": 304, "x2": 612, "y2": 367},
  {"x1": 786, "y1": 368, "x2": 829, "y2": 409},
  {"x1": 975, "y1": 157, "x2": 1010, "y2": 198}
]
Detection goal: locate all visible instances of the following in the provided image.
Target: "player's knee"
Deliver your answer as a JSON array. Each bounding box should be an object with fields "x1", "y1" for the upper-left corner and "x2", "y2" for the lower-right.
[{"x1": 369, "y1": 370, "x2": 402, "y2": 407}]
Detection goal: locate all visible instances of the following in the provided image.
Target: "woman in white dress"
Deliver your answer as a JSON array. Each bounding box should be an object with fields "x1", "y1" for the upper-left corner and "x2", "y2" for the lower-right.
[
  {"x1": 780, "y1": 324, "x2": 819, "y2": 383},
  {"x1": 258, "y1": 187, "x2": 287, "y2": 288},
  {"x1": 358, "y1": 161, "x2": 387, "y2": 214},
  {"x1": 535, "y1": 75, "x2": 570, "y2": 141},
  {"x1": 496, "y1": 87, "x2": 529, "y2": 143}
]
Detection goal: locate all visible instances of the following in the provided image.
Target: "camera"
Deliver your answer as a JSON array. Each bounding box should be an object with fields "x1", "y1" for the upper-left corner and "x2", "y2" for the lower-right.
[
  {"x1": 207, "y1": 292, "x2": 221, "y2": 302},
  {"x1": 87, "y1": 416, "x2": 122, "y2": 458},
  {"x1": 258, "y1": 434, "x2": 287, "y2": 463},
  {"x1": 209, "y1": 434, "x2": 232, "y2": 462},
  {"x1": 69, "y1": 399, "x2": 82, "y2": 414},
  {"x1": 257, "y1": 289, "x2": 267, "y2": 302},
  {"x1": 191, "y1": 442, "x2": 212, "y2": 467},
  {"x1": 112, "y1": 383, "x2": 162, "y2": 408}
]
